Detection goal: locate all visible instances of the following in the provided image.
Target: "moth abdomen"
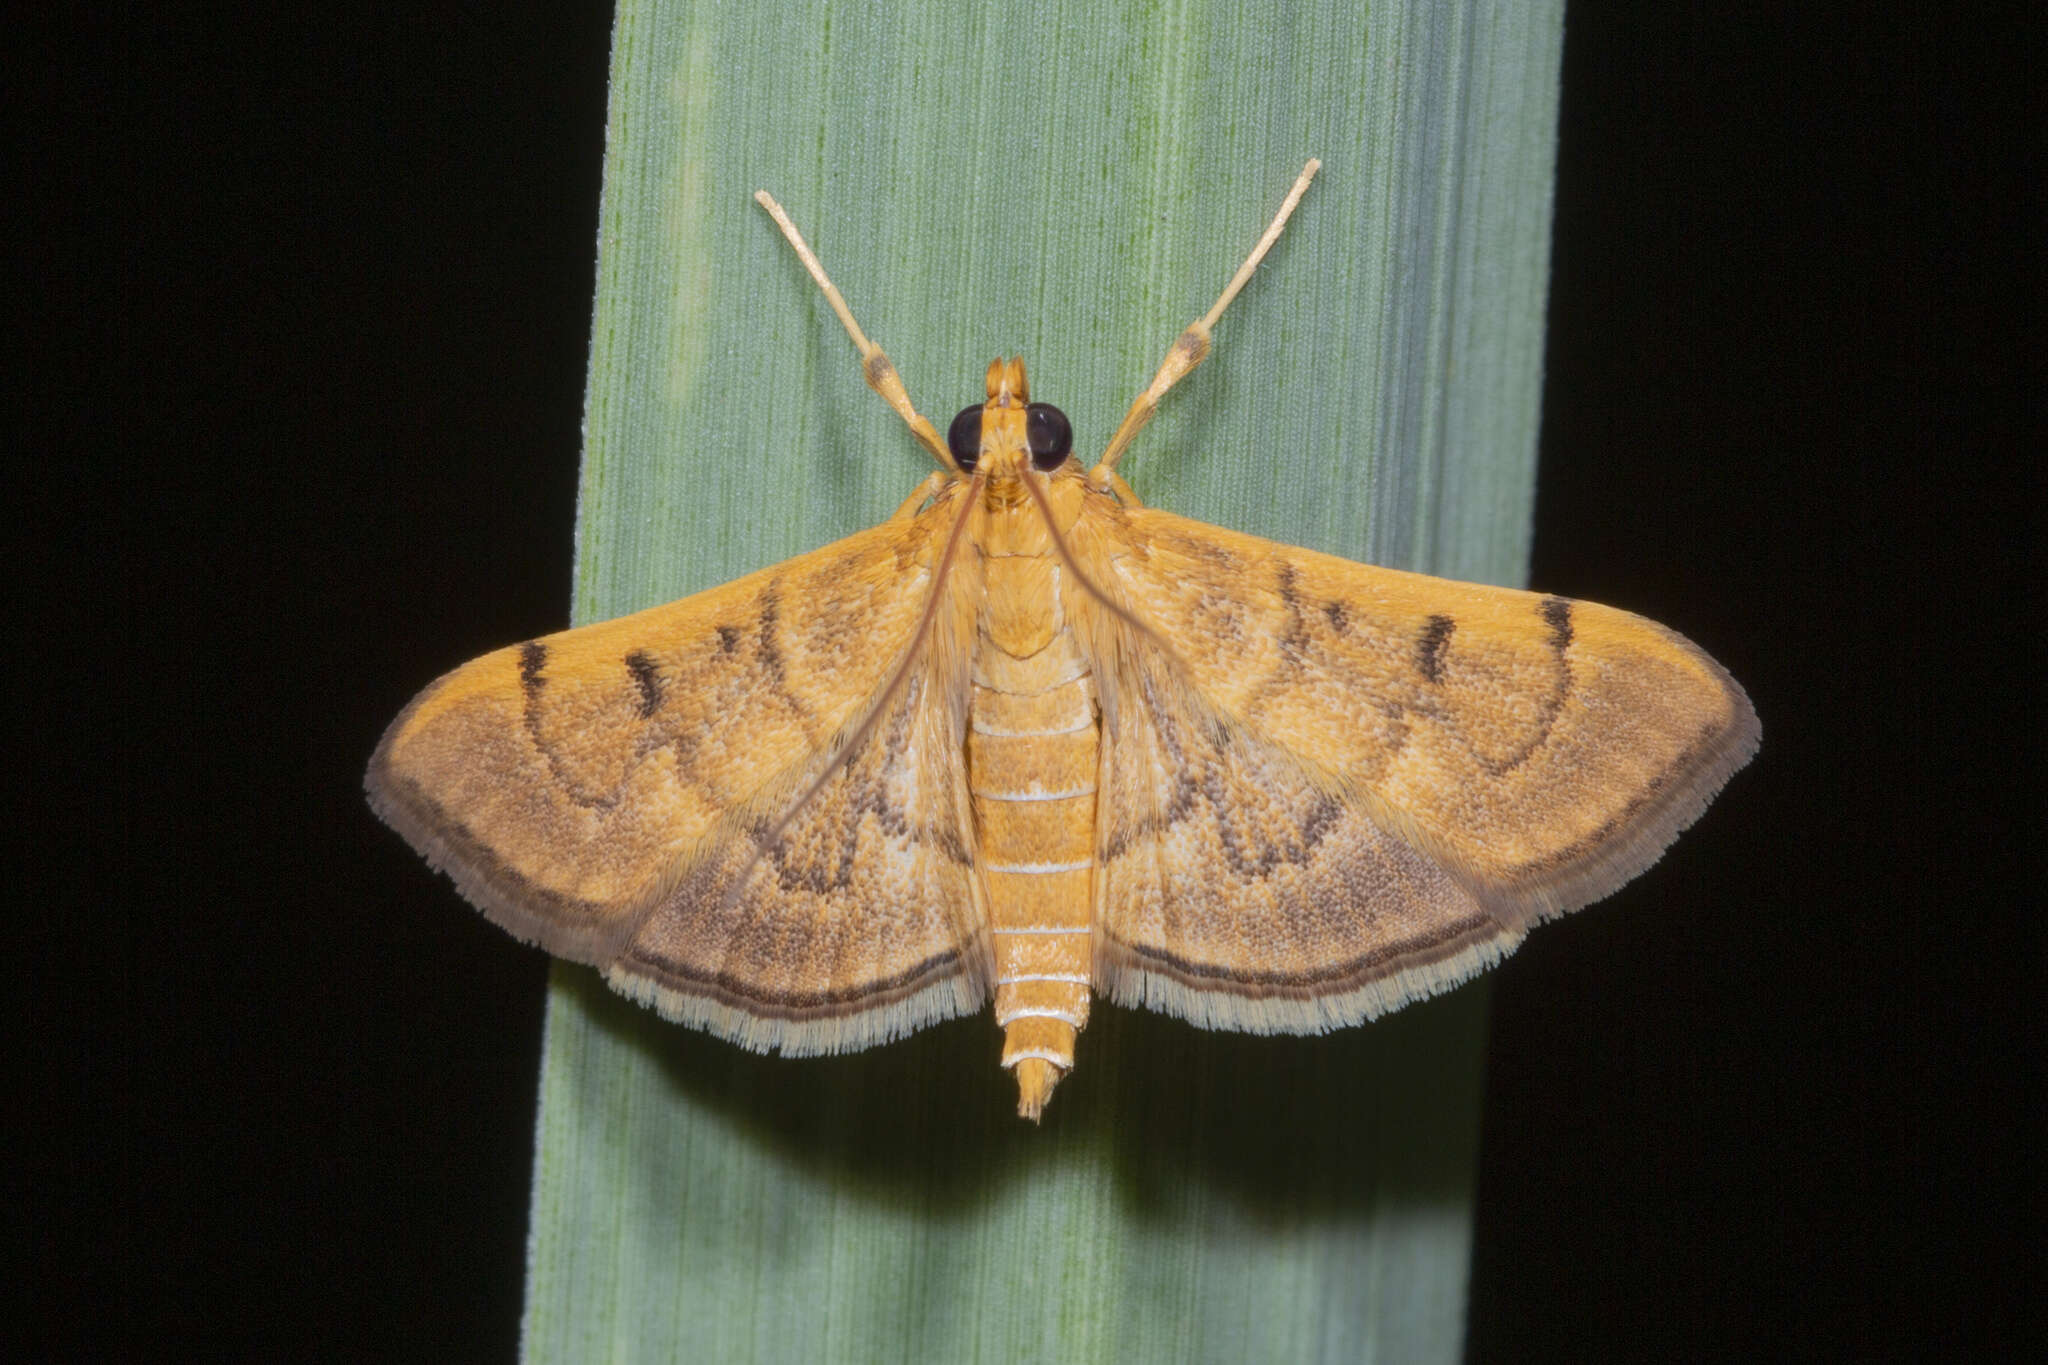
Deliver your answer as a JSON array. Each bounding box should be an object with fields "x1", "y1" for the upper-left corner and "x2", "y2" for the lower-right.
[{"x1": 968, "y1": 567, "x2": 1101, "y2": 1120}]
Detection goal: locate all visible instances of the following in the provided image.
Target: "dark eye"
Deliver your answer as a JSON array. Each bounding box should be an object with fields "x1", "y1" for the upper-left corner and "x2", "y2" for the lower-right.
[
  {"x1": 1026, "y1": 403, "x2": 1073, "y2": 470},
  {"x1": 946, "y1": 405, "x2": 982, "y2": 471}
]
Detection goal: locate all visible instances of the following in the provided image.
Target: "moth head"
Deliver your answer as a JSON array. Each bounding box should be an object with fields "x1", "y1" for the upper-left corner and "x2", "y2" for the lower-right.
[{"x1": 947, "y1": 356, "x2": 1075, "y2": 484}]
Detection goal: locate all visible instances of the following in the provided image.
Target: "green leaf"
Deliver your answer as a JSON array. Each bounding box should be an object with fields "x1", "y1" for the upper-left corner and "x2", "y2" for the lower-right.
[{"x1": 527, "y1": 2, "x2": 1562, "y2": 1360}]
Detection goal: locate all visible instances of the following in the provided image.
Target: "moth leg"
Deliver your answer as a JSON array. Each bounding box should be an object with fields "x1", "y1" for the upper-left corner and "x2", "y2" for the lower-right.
[
  {"x1": 1090, "y1": 159, "x2": 1321, "y2": 479},
  {"x1": 754, "y1": 190, "x2": 957, "y2": 474},
  {"x1": 1086, "y1": 466, "x2": 1145, "y2": 508},
  {"x1": 888, "y1": 470, "x2": 949, "y2": 521}
]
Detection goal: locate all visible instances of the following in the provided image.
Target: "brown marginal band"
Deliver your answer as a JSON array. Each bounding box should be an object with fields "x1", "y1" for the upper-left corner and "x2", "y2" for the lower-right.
[
  {"x1": 623, "y1": 942, "x2": 964, "y2": 1019},
  {"x1": 1104, "y1": 908, "x2": 1497, "y2": 995},
  {"x1": 365, "y1": 751, "x2": 620, "y2": 958}
]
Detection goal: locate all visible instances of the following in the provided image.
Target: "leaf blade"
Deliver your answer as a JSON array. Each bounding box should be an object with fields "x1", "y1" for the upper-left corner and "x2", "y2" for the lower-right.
[{"x1": 525, "y1": 2, "x2": 1563, "y2": 1360}]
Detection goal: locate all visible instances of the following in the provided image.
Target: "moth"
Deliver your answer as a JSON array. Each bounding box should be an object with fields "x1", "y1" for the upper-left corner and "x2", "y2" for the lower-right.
[{"x1": 369, "y1": 161, "x2": 1757, "y2": 1120}]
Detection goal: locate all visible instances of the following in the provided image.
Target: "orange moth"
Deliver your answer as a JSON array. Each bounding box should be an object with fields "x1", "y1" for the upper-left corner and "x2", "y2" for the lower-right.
[{"x1": 368, "y1": 161, "x2": 1757, "y2": 1120}]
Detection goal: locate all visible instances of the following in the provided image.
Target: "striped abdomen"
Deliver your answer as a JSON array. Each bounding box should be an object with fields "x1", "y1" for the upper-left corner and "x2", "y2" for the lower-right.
[{"x1": 969, "y1": 556, "x2": 1097, "y2": 1120}]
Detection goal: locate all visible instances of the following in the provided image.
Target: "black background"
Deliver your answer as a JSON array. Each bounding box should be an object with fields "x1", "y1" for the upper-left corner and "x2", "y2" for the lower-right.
[{"x1": 49, "y1": 6, "x2": 2031, "y2": 1360}]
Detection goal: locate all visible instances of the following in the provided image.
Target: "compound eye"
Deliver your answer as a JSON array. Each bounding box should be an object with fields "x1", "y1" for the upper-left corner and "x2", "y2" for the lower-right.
[
  {"x1": 1025, "y1": 402, "x2": 1073, "y2": 471},
  {"x1": 946, "y1": 404, "x2": 983, "y2": 471}
]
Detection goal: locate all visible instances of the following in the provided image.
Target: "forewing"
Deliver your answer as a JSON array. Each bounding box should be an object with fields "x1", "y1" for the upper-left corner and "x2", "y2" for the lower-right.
[
  {"x1": 368, "y1": 499, "x2": 989, "y2": 1051},
  {"x1": 605, "y1": 648, "x2": 989, "y2": 1055},
  {"x1": 1072, "y1": 502, "x2": 1757, "y2": 1031}
]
